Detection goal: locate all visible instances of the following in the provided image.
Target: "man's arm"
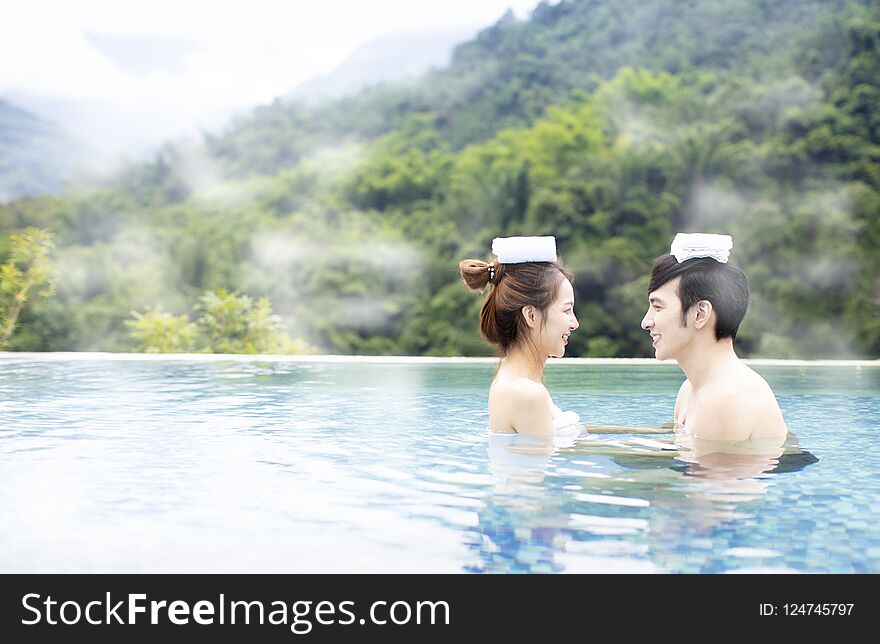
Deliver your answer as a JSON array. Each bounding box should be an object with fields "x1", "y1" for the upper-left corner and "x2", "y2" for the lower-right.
[{"x1": 673, "y1": 379, "x2": 691, "y2": 430}]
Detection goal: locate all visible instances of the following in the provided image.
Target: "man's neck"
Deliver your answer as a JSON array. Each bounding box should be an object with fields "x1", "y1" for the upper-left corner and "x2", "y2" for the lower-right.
[{"x1": 677, "y1": 337, "x2": 739, "y2": 390}]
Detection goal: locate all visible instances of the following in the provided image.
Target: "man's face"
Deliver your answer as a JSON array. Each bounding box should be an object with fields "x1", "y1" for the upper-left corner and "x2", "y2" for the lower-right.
[{"x1": 641, "y1": 277, "x2": 690, "y2": 361}]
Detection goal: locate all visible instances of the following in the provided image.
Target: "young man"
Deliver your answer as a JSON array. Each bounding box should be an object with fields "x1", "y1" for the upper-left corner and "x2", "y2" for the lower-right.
[{"x1": 641, "y1": 233, "x2": 787, "y2": 441}]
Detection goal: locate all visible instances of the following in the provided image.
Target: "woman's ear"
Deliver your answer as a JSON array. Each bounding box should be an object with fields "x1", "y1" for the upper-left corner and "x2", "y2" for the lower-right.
[
  {"x1": 521, "y1": 305, "x2": 538, "y2": 329},
  {"x1": 693, "y1": 300, "x2": 713, "y2": 330}
]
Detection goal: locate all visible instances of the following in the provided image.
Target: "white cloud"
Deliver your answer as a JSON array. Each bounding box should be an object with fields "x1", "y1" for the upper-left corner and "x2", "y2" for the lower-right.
[
  {"x1": 1, "y1": 0, "x2": 543, "y2": 163},
  {"x1": 0, "y1": 1, "x2": 128, "y2": 99}
]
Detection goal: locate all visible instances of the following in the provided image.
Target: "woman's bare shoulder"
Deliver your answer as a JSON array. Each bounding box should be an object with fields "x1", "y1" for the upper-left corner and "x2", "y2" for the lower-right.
[
  {"x1": 491, "y1": 377, "x2": 549, "y2": 402},
  {"x1": 492, "y1": 378, "x2": 554, "y2": 436}
]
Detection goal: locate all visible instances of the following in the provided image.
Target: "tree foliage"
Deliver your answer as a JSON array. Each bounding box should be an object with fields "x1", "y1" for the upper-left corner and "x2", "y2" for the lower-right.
[
  {"x1": 0, "y1": 227, "x2": 56, "y2": 349},
  {"x1": 1, "y1": 0, "x2": 877, "y2": 358},
  {"x1": 128, "y1": 290, "x2": 311, "y2": 354}
]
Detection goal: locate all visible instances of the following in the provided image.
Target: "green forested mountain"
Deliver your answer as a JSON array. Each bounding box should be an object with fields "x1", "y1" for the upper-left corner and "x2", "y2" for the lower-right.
[
  {"x1": 207, "y1": 0, "x2": 852, "y2": 177},
  {"x1": 1, "y1": 0, "x2": 878, "y2": 358},
  {"x1": 0, "y1": 100, "x2": 81, "y2": 200}
]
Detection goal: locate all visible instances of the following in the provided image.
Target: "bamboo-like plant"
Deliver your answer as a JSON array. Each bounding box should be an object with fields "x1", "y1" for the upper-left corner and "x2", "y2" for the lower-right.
[{"x1": 0, "y1": 227, "x2": 56, "y2": 349}]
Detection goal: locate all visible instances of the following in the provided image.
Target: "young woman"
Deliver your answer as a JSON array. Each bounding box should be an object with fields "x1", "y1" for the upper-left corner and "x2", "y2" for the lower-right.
[{"x1": 459, "y1": 236, "x2": 580, "y2": 438}]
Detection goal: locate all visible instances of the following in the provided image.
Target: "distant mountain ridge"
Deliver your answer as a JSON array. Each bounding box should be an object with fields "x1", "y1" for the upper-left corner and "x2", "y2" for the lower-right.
[
  {"x1": 0, "y1": 99, "x2": 82, "y2": 201},
  {"x1": 288, "y1": 27, "x2": 477, "y2": 103}
]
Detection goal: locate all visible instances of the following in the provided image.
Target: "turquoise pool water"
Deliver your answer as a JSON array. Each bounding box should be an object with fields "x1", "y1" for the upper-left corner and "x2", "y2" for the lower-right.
[{"x1": 1, "y1": 356, "x2": 877, "y2": 573}]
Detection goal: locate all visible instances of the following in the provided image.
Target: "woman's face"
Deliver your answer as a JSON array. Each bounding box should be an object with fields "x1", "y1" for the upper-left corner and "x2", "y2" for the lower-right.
[{"x1": 537, "y1": 277, "x2": 578, "y2": 358}]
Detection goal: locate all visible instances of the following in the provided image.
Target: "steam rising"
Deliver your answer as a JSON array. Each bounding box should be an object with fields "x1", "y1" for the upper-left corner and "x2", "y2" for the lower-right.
[{"x1": 243, "y1": 227, "x2": 423, "y2": 349}]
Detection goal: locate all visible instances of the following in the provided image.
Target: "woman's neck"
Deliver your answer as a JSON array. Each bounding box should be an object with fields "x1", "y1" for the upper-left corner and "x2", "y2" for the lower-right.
[{"x1": 500, "y1": 344, "x2": 546, "y2": 381}]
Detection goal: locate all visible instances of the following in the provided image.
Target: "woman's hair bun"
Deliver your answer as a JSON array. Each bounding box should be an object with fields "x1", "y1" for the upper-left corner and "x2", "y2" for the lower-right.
[{"x1": 459, "y1": 259, "x2": 493, "y2": 291}]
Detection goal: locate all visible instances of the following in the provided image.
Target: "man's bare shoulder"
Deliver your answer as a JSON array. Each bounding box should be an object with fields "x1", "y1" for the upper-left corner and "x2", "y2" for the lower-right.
[
  {"x1": 719, "y1": 364, "x2": 779, "y2": 404},
  {"x1": 698, "y1": 367, "x2": 786, "y2": 440}
]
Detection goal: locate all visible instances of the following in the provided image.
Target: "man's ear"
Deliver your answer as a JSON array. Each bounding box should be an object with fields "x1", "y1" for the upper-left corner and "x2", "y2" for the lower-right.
[
  {"x1": 521, "y1": 305, "x2": 538, "y2": 329},
  {"x1": 693, "y1": 300, "x2": 713, "y2": 330}
]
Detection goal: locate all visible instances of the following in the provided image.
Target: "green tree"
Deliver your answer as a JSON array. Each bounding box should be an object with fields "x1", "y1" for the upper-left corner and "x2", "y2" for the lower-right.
[
  {"x1": 0, "y1": 227, "x2": 56, "y2": 349},
  {"x1": 126, "y1": 307, "x2": 197, "y2": 353},
  {"x1": 128, "y1": 290, "x2": 311, "y2": 354},
  {"x1": 194, "y1": 289, "x2": 309, "y2": 354}
]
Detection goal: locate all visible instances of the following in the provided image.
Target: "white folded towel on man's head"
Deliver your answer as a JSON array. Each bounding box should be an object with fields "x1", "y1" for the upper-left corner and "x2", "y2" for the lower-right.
[
  {"x1": 492, "y1": 236, "x2": 557, "y2": 264},
  {"x1": 670, "y1": 233, "x2": 733, "y2": 263}
]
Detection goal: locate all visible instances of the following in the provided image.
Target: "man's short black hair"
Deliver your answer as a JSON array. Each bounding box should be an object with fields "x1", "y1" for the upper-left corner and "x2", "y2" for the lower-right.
[{"x1": 648, "y1": 254, "x2": 749, "y2": 341}]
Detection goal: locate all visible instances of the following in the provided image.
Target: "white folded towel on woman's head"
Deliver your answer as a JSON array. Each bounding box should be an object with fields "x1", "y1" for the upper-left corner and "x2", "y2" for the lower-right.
[
  {"x1": 492, "y1": 236, "x2": 557, "y2": 264},
  {"x1": 670, "y1": 233, "x2": 733, "y2": 263}
]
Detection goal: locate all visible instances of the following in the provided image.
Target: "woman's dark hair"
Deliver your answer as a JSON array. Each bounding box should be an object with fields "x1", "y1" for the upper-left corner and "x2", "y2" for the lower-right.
[
  {"x1": 648, "y1": 254, "x2": 749, "y2": 341},
  {"x1": 459, "y1": 258, "x2": 573, "y2": 355}
]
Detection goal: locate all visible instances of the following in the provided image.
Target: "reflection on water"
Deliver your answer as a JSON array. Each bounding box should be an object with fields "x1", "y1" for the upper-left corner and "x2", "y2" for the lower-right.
[
  {"x1": 0, "y1": 357, "x2": 876, "y2": 573},
  {"x1": 474, "y1": 423, "x2": 823, "y2": 573}
]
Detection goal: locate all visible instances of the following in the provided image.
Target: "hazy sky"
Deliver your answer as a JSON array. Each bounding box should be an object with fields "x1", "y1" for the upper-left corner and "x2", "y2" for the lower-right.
[{"x1": 0, "y1": 0, "x2": 542, "y2": 160}]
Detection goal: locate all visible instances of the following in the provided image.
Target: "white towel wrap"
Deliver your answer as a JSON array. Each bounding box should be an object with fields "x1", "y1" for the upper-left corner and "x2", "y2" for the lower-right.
[
  {"x1": 492, "y1": 236, "x2": 557, "y2": 264},
  {"x1": 670, "y1": 233, "x2": 733, "y2": 263}
]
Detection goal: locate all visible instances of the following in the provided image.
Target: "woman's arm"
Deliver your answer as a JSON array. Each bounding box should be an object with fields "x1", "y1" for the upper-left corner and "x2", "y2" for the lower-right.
[{"x1": 583, "y1": 422, "x2": 674, "y2": 434}]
